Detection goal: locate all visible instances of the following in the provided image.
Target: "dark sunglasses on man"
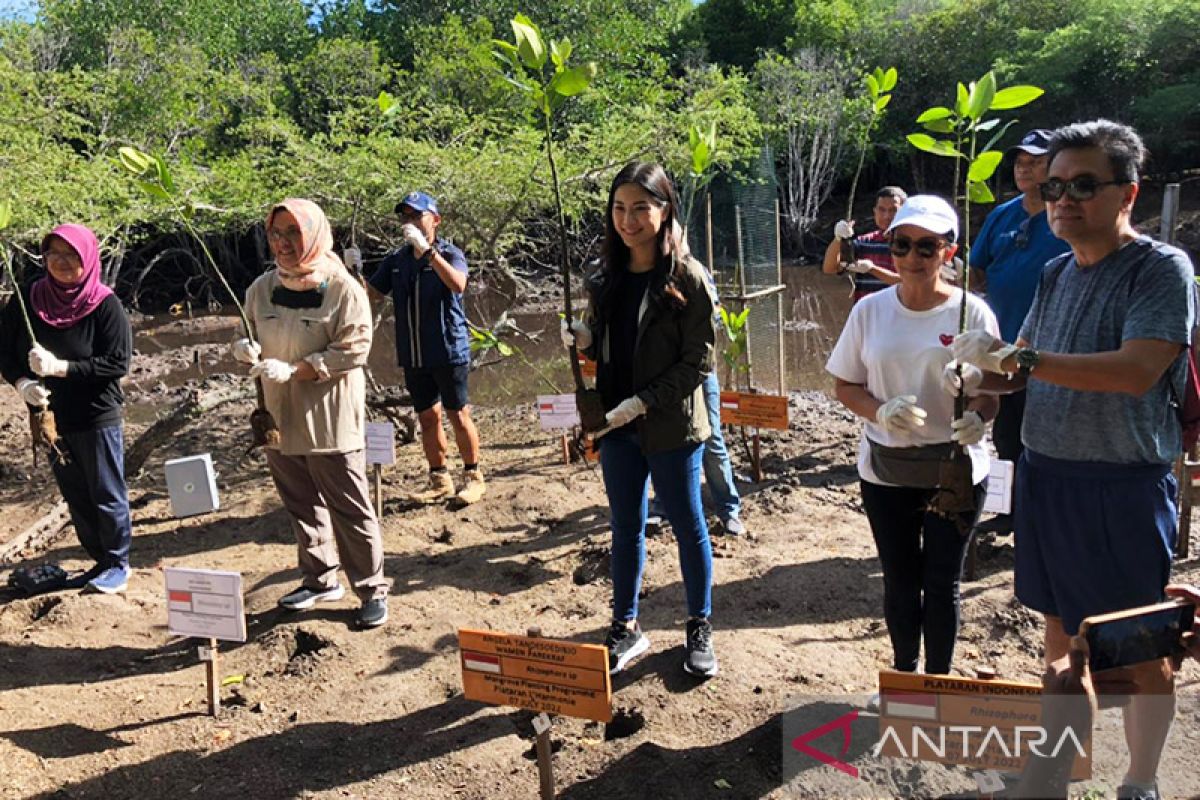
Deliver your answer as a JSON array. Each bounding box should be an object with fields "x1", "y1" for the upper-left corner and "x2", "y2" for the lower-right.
[
  {"x1": 1038, "y1": 176, "x2": 1128, "y2": 203},
  {"x1": 889, "y1": 234, "x2": 947, "y2": 259}
]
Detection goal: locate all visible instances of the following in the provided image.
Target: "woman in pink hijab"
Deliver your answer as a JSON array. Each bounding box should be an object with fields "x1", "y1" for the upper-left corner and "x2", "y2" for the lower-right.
[
  {"x1": 231, "y1": 199, "x2": 390, "y2": 629},
  {"x1": 1, "y1": 224, "x2": 133, "y2": 593}
]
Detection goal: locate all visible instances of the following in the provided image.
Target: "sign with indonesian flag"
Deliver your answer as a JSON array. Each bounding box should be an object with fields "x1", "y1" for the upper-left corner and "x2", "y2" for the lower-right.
[
  {"x1": 458, "y1": 629, "x2": 612, "y2": 722},
  {"x1": 164, "y1": 567, "x2": 246, "y2": 642},
  {"x1": 876, "y1": 670, "x2": 1091, "y2": 778},
  {"x1": 536, "y1": 394, "x2": 580, "y2": 431},
  {"x1": 719, "y1": 391, "x2": 789, "y2": 430}
]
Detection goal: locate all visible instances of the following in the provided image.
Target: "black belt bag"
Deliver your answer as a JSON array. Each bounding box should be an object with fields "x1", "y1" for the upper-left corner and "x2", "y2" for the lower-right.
[{"x1": 867, "y1": 438, "x2": 957, "y2": 488}]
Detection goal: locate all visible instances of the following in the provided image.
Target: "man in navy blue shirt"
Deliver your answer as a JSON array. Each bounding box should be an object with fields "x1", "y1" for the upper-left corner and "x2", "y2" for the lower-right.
[
  {"x1": 368, "y1": 191, "x2": 485, "y2": 504},
  {"x1": 967, "y1": 130, "x2": 1070, "y2": 534}
]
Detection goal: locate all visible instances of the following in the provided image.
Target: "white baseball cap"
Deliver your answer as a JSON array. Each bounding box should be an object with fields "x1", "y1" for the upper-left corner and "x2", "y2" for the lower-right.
[{"x1": 885, "y1": 194, "x2": 959, "y2": 242}]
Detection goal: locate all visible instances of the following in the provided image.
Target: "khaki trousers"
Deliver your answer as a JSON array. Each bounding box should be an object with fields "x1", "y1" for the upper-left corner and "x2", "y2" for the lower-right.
[{"x1": 265, "y1": 449, "x2": 388, "y2": 602}]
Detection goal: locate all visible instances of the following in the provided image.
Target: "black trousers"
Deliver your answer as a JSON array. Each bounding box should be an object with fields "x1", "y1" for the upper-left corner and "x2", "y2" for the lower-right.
[{"x1": 860, "y1": 480, "x2": 985, "y2": 674}]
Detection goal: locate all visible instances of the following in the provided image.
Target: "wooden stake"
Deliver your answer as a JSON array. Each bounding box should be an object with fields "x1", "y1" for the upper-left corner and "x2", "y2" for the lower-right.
[
  {"x1": 525, "y1": 627, "x2": 555, "y2": 800},
  {"x1": 561, "y1": 433, "x2": 571, "y2": 465},
  {"x1": 752, "y1": 430, "x2": 763, "y2": 483},
  {"x1": 205, "y1": 638, "x2": 220, "y2": 716},
  {"x1": 374, "y1": 463, "x2": 383, "y2": 518}
]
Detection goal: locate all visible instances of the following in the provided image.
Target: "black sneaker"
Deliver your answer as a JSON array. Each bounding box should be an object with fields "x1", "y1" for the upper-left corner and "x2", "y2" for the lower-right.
[
  {"x1": 278, "y1": 583, "x2": 345, "y2": 610},
  {"x1": 605, "y1": 620, "x2": 650, "y2": 674},
  {"x1": 356, "y1": 598, "x2": 388, "y2": 628},
  {"x1": 974, "y1": 513, "x2": 1013, "y2": 535},
  {"x1": 683, "y1": 617, "x2": 718, "y2": 677}
]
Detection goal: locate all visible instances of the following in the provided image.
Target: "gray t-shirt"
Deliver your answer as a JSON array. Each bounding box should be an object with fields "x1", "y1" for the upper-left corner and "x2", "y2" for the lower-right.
[{"x1": 1019, "y1": 236, "x2": 1196, "y2": 464}]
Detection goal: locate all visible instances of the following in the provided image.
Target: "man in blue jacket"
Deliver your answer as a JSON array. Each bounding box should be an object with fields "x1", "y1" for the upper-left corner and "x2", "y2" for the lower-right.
[
  {"x1": 968, "y1": 129, "x2": 1070, "y2": 534},
  {"x1": 368, "y1": 191, "x2": 485, "y2": 504}
]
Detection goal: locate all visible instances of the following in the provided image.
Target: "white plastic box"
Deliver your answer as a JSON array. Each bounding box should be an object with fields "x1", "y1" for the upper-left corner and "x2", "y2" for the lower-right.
[{"x1": 164, "y1": 454, "x2": 220, "y2": 518}]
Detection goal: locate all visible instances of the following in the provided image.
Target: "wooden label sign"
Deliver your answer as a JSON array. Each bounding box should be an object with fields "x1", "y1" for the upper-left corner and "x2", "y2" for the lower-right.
[
  {"x1": 577, "y1": 353, "x2": 596, "y2": 379},
  {"x1": 459, "y1": 629, "x2": 612, "y2": 722},
  {"x1": 165, "y1": 568, "x2": 247, "y2": 643},
  {"x1": 537, "y1": 394, "x2": 580, "y2": 431},
  {"x1": 719, "y1": 391, "x2": 789, "y2": 430},
  {"x1": 877, "y1": 670, "x2": 1091, "y2": 778}
]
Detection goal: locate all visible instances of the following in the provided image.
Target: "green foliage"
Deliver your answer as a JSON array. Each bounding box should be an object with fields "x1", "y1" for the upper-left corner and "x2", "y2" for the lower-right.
[{"x1": 718, "y1": 306, "x2": 751, "y2": 385}]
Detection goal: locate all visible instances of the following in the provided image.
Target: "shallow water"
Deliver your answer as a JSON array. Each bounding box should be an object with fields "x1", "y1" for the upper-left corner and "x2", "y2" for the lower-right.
[{"x1": 125, "y1": 263, "x2": 853, "y2": 417}]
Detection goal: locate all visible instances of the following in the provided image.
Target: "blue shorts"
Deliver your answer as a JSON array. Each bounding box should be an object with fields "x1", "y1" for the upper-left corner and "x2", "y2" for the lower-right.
[
  {"x1": 1014, "y1": 449, "x2": 1177, "y2": 634},
  {"x1": 404, "y1": 365, "x2": 470, "y2": 413}
]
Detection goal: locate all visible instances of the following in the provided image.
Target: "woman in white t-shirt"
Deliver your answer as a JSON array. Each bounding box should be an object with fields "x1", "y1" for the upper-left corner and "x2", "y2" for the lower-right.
[{"x1": 825, "y1": 194, "x2": 1000, "y2": 676}]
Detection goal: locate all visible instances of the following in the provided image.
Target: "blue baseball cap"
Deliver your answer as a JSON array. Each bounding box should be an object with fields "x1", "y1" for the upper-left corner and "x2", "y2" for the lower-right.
[
  {"x1": 395, "y1": 191, "x2": 439, "y2": 216},
  {"x1": 1007, "y1": 129, "x2": 1052, "y2": 157}
]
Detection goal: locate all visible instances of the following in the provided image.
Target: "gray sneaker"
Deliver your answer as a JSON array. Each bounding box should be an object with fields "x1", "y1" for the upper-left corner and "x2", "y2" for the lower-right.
[
  {"x1": 605, "y1": 620, "x2": 650, "y2": 674},
  {"x1": 722, "y1": 516, "x2": 746, "y2": 536},
  {"x1": 1117, "y1": 783, "x2": 1160, "y2": 800},
  {"x1": 356, "y1": 598, "x2": 388, "y2": 628},
  {"x1": 278, "y1": 583, "x2": 345, "y2": 610},
  {"x1": 683, "y1": 617, "x2": 718, "y2": 677}
]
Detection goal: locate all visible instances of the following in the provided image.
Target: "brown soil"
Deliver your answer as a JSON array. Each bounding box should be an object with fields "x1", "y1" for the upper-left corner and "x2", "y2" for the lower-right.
[{"x1": 2, "y1": 364, "x2": 1200, "y2": 798}]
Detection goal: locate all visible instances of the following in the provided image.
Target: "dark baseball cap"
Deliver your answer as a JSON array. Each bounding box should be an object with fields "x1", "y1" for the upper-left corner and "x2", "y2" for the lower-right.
[
  {"x1": 1007, "y1": 129, "x2": 1052, "y2": 157},
  {"x1": 394, "y1": 191, "x2": 439, "y2": 216}
]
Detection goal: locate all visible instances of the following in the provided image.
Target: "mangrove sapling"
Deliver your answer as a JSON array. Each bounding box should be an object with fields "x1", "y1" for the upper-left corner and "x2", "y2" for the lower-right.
[
  {"x1": 0, "y1": 201, "x2": 65, "y2": 464},
  {"x1": 117, "y1": 147, "x2": 280, "y2": 449},
  {"x1": 839, "y1": 66, "x2": 897, "y2": 269},
  {"x1": 491, "y1": 14, "x2": 605, "y2": 432},
  {"x1": 906, "y1": 71, "x2": 1043, "y2": 523}
]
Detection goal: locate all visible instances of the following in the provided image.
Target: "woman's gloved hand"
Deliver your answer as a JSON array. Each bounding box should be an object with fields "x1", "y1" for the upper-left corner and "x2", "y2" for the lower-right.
[
  {"x1": 874, "y1": 395, "x2": 927, "y2": 434},
  {"x1": 231, "y1": 338, "x2": 262, "y2": 365},
  {"x1": 16, "y1": 377, "x2": 51, "y2": 408},
  {"x1": 941, "y1": 361, "x2": 984, "y2": 397},
  {"x1": 593, "y1": 395, "x2": 648, "y2": 438},
  {"x1": 950, "y1": 410, "x2": 987, "y2": 445},
  {"x1": 560, "y1": 318, "x2": 593, "y2": 350},
  {"x1": 28, "y1": 345, "x2": 68, "y2": 378},
  {"x1": 249, "y1": 358, "x2": 296, "y2": 384}
]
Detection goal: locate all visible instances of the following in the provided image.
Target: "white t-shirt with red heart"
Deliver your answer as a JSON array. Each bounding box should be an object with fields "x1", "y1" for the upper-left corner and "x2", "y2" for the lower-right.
[{"x1": 826, "y1": 286, "x2": 1000, "y2": 486}]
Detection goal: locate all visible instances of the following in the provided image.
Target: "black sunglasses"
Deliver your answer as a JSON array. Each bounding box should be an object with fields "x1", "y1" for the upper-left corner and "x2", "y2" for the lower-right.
[
  {"x1": 1013, "y1": 216, "x2": 1032, "y2": 250},
  {"x1": 889, "y1": 235, "x2": 946, "y2": 259},
  {"x1": 1038, "y1": 177, "x2": 1127, "y2": 202}
]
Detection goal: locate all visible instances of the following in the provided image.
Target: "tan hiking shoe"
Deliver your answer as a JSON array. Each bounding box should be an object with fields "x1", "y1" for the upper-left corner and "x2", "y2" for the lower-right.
[
  {"x1": 413, "y1": 470, "x2": 456, "y2": 503},
  {"x1": 456, "y1": 468, "x2": 487, "y2": 505}
]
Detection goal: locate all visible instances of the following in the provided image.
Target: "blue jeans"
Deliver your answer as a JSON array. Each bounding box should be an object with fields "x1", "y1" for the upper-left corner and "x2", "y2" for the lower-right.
[
  {"x1": 648, "y1": 372, "x2": 742, "y2": 522},
  {"x1": 50, "y1": 425, "x2": 132, "y2": 570},
  {"x1": 599, "y1": 428, "x2": 712, "y2": 621}
]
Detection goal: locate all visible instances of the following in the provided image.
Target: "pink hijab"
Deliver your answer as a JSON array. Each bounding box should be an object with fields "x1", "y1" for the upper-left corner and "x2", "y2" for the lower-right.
[
  {"x1": 267, "y1": 198, "x2": 345, "y2": 291},
  {"x1": 31, "y1": 224, "x2": 114, "y2": 328}
]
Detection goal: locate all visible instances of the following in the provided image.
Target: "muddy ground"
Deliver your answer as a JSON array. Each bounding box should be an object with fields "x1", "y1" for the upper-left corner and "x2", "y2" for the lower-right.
[{"x1": 2, "y1": 227, "x2": 1200, "y2": 798}]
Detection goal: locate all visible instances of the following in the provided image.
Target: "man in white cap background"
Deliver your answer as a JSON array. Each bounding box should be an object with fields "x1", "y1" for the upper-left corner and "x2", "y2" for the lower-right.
[
  {"x1": 368, "y1": 191, "x2": 486, "y2": 505},
  {"x1": 967, "y1": 129, "x2": 1071, "y2": 535}
]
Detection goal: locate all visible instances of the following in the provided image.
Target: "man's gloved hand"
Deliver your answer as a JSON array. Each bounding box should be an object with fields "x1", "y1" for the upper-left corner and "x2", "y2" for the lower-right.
[
  {"x1": 231, "y1": 338, "x2": 262, "y2": 365},
  {"x1": 249, "y1": 358, "x2": 296, "y2": 384},
  {"x1": 402, "y1": 224, "x2": 431, "y2": 257},
  {"x1": 874, "y1": 395, "x2": 927, "y2": 434},
  {"x1": 949, "y1": 330, "x2": 1019, "y2": 374},
  {"x1": 951, "y1": 410, "x2": 987, "y2": 445},
  {"x1": 593, "y1": 395, "x2": 648, "y2": 438},
  {"x1": 16, "y1": 377, "x2": 51, "y2": 408},
  {"x1": 845, "y1": 259, "x2": 874, "y2": 274},
  {"x1": 939, "y1": 261, "x2": 960, "y2": 284},
  {"x1": 834, "y1": 220, "x2": 855, "y2": 240},
  {"x1": 941, "y1": 361, "x2": 984, "y2": 397},
  {"x1": 28, "y1": 345, "x2": 68, "y2": 378},
  {"x1": 560, "y1": 318, "x2": 593, "y2": 350}
]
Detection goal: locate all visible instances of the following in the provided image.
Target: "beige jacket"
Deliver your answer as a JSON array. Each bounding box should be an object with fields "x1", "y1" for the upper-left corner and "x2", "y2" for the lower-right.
[{"x1": 245, "y1": 268, "x2": 372, "y2": 455}]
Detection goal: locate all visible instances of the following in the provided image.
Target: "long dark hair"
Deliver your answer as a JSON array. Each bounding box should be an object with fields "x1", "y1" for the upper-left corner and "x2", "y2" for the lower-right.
[{"x1": 591, "y1": 161, "x2": 690, "y2": 318}]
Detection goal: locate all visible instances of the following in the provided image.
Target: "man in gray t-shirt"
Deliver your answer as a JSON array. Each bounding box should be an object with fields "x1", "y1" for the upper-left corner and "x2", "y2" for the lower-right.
[{"x1": 950, "y1": 120, "x2": 1194, "y2": 800}]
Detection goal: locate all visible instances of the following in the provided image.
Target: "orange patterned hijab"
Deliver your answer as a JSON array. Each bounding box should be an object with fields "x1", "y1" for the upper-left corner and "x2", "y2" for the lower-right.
[{"x1": 267, "y1": 198, "x2": 345, "y2": 291}]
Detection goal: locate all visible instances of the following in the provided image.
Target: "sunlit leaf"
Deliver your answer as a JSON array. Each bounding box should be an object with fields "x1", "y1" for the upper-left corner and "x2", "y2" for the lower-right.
[
  {"x1": 865, "y1": 72, "x2": 880, "y2": 99},
  {"x1": 497, "y1": 341, "x2": 514, "y2": 357},
  {"x1": 967, "y1": 180, "x2": 995, "y2": 204},
  {"x1": 989, "y1": 85, "x2": 1044, "y2": 110},
  {"x1": 916, "y1": 106, "x2": 953, "y2": 123},
  {"x1": 967, "y1": 151, "x2": 1004, "y2": 183},
  {"x1": 907, "y1": 134, "x2": 964, "y2": 158},
  {"x1": 154, "y1": 155, "x2": 174, "y2": 194},
  {"x1": 0, "y1": 201, "x2": 10, "y2": 230},
  {"x1": 966, "y1": 71, "x2": 997, "y2": 121},
  {"x1": 882, "y1": 67, "x2": 898, "y2": 92},
  {"x1": 922, "y1": 118, "x2": 955, "y2": 134},
  {"x1": 549, "y1": 66, "x2": 590, "y2": 97},
  {"x1": 376, "y1": 90, "x2": 395, "y2": 114},
  {"x1": 511, "y1": 14, "x2": 546, "y2": 70},
  {"x1": 955, "y1": 82, "x2": 969, "y2": 117},
  {"x1": 118, "y1": 146, "x2": 154, "y2": 176},
  {"x1": 873, "y1": 95, "x2": 892, "y2": 113}
]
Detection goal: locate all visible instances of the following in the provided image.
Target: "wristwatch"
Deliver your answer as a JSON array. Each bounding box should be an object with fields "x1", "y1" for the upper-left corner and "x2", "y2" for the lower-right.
[{"x1": 1014, "y1": 347, "x2": 1041, "y2": 376}]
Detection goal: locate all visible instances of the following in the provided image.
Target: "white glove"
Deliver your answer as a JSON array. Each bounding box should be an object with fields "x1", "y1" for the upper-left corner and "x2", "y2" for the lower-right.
[
  {"x1": 593, "y1": 395, "x2": 648, "y2": 438},
  {"x1": 560, "y1": 318, "x2": 593, "y2": 350},
  {"x1": 16, "y1": 377, "x2": 50, "y2": 408},
  {"x1": 940, "y1": 361, "x2": 984, "y2": 397},
  {"x1": 249, "y1": 358, "x2": 296, "y2": 384},
  {"x1": 834, "y1": 220, "x2": 855, "y2": 240},
  {"x1": 951, "y1": 410, "x2": 987, "y2": 445},
  {"x1": 402, "y1": 224, "x2": 430, "y2": 257},
  {"x1": 874, "y1": 395, "x2": 927, "y2": 434},
  {"x1": 939, "y1": 262, "x2": 959, "y2": 284},
  {"x1": 949, "y1": 330, "x2": 1018, "y2": 374},
  {"x1": 231, "y1": 338, "x2": 261, "y2": 365},
  {"x1": 846, "y1": 259, "x2": 874, "y2": 274},
  {"x1": 29, "y1": 345, "x2": 69, "y2": 378}
]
